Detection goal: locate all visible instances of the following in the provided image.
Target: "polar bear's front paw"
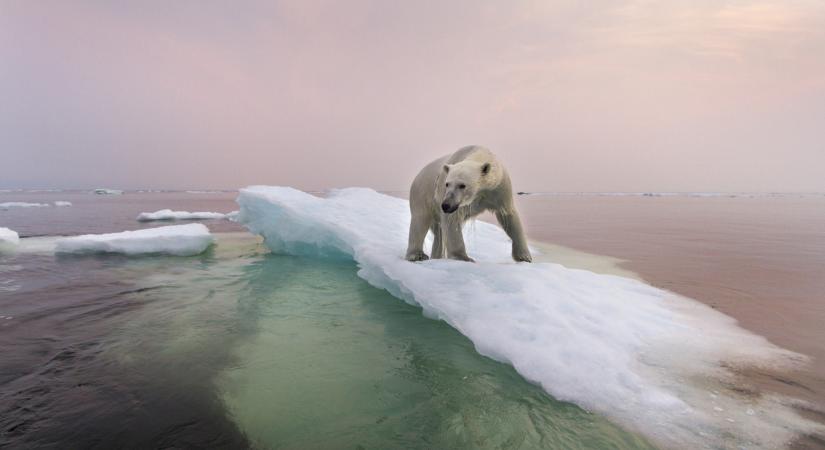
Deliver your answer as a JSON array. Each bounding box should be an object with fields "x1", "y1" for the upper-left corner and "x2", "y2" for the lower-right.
[
  {"x1": 449, "y1": 253, "x2": 475, "y2": 263},
  {"x1": 405, "y1": 251, "x2": 430, "y2": 262},
  {"x1": 513, "y1": 250, "x2": 532, "y2": 263}
]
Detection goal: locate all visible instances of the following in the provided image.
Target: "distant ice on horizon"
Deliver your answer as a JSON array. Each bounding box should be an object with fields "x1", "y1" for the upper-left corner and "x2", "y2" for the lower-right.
[
  {"x1": 93, "y1": 188, "x2": 123, "y2": 195},
  {"x1": 519, "y1": 191, "x2": 825, "y2": 198},
  {"x1": 0, "y1": 202, "x2": 50, "y2": 209}
]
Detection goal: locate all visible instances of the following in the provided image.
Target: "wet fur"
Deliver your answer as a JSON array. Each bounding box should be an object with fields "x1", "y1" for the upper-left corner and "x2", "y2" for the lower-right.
[{"x1": 405, "y1": 146, "x2": 532, "y2": 263}]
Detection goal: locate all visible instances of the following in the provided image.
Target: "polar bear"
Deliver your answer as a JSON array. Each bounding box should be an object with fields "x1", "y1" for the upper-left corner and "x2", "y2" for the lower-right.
[{"x1": 405, "y1": 146, "x2": 532, "y2": 263}]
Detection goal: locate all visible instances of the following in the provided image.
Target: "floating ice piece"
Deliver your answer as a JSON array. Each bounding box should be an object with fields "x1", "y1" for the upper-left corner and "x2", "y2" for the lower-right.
[
  {"x1": 0, "y1": 202, "x2": 50, "y2": 209},
  {"x1": 226, "y1": 210, "x2": 240, "y2": 222},
  {"x1": 237, "y1": 186, "x2": 822, "y2": 450},
  {"x1": 0, "y1": 227, "x2": 19, "y2": 252},
  {"x1": 136, "y1": 209, "x2": 226, "y2": 222},
  {"x1": 93, "y1": 188, "x2": 123, "y2": 195},
  {"x1": 55, "y1": 224, "x2": 213, "y2": 256},
  {"x1": 54, "y1": 201, "x2": 72, "y2": 207}
]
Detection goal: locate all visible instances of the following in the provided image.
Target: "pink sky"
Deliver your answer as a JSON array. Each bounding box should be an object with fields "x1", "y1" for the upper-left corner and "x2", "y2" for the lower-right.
[{"x1": 1, "y1": 1, "x2": 824, "y2": 191}]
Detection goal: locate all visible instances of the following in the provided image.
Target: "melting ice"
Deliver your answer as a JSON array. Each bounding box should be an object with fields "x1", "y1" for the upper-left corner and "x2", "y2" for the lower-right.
[
  {"x1": 0, "y1": 227, "x2": 19, "y2": 253},
  {"x1": 137, "y1": 209, "x2": 228, "y2": 222},
  {"x1": 237, "y1": 186, "x2": 823, "y2": 449},
  {"x1": 0, "y1": 202, "x2": 50, "y2": 209},
  {"x1": 55, "y1": 223, "x2": 213, "y2": 256}
]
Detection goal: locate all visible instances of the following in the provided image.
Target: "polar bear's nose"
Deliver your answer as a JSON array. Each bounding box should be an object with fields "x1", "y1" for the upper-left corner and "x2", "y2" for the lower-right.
[{"x1": 441, "y1": 202, "x2": 456, "y2": 213}]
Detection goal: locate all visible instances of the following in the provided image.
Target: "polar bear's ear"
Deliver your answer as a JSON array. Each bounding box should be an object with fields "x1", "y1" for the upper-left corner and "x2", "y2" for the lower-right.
[
  {"x1": 481, "y1": 163, "x2": 491, "y2": 175},
  {"x1": 442, "y1": 164, "x2": 450, "y2": 173}
]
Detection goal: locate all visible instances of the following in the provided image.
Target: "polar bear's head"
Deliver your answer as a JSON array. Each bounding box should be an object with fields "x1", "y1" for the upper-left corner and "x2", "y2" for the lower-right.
[{"x1": 440, "y1": 161, "x2": 492, "y2": 214}]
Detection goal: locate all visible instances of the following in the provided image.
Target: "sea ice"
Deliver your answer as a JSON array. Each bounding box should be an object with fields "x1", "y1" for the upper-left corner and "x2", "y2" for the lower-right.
[
  {"x1": 0, "y1": 227, "x2": 19, "y2": 252},
  {"x1": 94, "y1": 188, "x2": 123, "y2": 195},
  {"x1": 55, "y1": 224, "x2": 213, "y2": 256},
  {"x1": 137, "y1": 209, "x2": 226, "y2": 221},
  {"x1": 54, "y1": 201, "x2": 72, "y2": 207},
  {"x1": 0, "y1": 202, "x2": 50, "y2": 209},
  {"x1": 237, "y1": 185, "x2": 823, "y2": 450}
]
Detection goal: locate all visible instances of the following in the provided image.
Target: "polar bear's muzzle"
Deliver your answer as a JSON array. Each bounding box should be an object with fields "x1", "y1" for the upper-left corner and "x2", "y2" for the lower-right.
[{"x1": 441, "y1": 202, "x2": 459, "y2": 214}]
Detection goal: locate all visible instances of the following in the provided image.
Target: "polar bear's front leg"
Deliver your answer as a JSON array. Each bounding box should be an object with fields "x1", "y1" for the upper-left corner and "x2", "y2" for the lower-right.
[
  {"x1": 495, "y1": 208, "x2": 532, "y2": 262},
  {"x1": 441, "y1": 213, "x2": 475, "y2": 262},
  {"x1": 406, "y1": 212, "x2": 431, "y2": 261},
  {"x1": 430, "y1": 225, "x2": 444, "y2": 259}
]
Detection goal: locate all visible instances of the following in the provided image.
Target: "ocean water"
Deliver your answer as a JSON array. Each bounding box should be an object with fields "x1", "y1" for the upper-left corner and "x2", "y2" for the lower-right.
[
  {"x1": 2, "y1": 190, "x2": 823, "y2": 449},
  {"x1": 0, "y1": 191, "x2": 653, "y2": 449}
]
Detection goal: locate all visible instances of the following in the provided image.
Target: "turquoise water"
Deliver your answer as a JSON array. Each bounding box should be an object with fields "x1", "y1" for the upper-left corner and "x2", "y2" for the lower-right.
[{"x1": 100, "y1": 234, "x2": 654, "y2": 449}]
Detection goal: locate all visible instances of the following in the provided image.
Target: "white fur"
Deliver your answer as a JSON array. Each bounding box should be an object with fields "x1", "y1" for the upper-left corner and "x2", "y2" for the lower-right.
[{"x1": 405, "y1": 146, "x2": 531, "y2": 262}]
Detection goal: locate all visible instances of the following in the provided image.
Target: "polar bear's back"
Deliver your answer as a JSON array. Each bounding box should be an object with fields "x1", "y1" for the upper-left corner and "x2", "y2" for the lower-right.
[{"x1": 445, "y1": 145, "x2": 496, "y2": 165}]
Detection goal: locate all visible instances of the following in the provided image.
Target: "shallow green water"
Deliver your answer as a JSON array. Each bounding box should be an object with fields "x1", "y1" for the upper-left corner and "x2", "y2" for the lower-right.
[{"x1": 107, "y1": 234, "x2": 655, "y2": 449}]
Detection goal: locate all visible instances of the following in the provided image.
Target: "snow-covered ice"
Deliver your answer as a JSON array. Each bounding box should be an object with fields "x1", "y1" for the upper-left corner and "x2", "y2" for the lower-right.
[
  {"x1": 0, "y1": 202, "x2": 50, "y2": 209},
  {"x1": 54, "y1": 201, "x2": 72, "y2": 207},
  {"x1": 55, "y1": 224, "x2": 213, "y2": 256},
  {"x1": 237, "y1": 185, "x2": 823, "y2": 450},
  {"x1": 137, "y1": 209, "x2": 226, "y2": 222},
  {"x1": 0, "y1": 227, "x2": 19, "y2": 253}
]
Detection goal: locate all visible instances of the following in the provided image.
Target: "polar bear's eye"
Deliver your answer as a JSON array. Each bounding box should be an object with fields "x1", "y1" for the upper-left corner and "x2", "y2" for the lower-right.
[
  {"x1": 458, "y1": 184, "x2": 466, "y2": 189},
  {"x1": 445, "y1": 183, "x2": 450, "y2": 187}
]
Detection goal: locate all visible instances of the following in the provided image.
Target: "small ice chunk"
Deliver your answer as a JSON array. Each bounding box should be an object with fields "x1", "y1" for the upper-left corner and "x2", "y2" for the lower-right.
[
  {"x1": 0, "y1": 202, "x2": 50, "y2": 209},
  {"x1": 0, "y1": 227, "x2": 20, "y2": 252},
  {"x1": 226, "y1": 210, "x2": 240, "y2": 222},
  {"x1": 93, "y1": 188, "x2": 123, "y2": 195},
  {"x1": 55, "y1": 224, "x2": 213, "y2": 256},
  {"x1": 136, "y1": 209, "x2": 226, "y2": 222},
  {"x1": 54, "y1": 201, "x2": 72, "y2": 207}
]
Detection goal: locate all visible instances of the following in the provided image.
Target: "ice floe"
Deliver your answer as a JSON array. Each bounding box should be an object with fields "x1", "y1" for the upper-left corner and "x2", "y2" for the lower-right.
[
  {"x1": 136, "y1": 209, "x2": 227, "y2": 222},
  {"x1": 0, "y1": 227, "x2": 19, "y2": 253},
  {"x1": 93, "y1": 188, "x2": 123, "y2": 195},
  {"x1": 0, "y1": 202, "x2": 50, "y2": 209},
  {"x1": 54, "y1": 201, "x2": 72, "y2": 207},
  {"x1": 237, "y1": 185, "x2": 823, "y2": 450},
  {"x1": 55, "y1": 224, "x2": 213, "y2": 256}
]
